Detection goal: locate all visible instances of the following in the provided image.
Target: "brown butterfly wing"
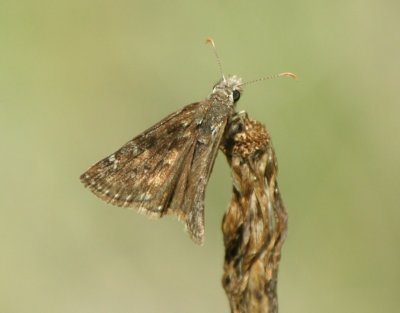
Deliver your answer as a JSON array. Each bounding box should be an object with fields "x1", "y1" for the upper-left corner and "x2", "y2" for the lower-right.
[{"x1": 80, "y1": 100, "x2": 232, "y2": 243}]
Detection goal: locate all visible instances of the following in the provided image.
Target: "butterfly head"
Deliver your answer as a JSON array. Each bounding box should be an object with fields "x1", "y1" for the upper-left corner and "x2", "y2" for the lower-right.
[{"x1": 212, "y1": 75, "x2": 243, "y2": 105}]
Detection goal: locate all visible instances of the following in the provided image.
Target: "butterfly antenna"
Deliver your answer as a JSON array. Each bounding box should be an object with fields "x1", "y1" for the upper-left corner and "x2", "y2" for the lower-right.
[
  {"x1": 206, "y1": 37, "x2": 226, "y2": 81},
  {"x1": 241, "y1": 72, "x2": 298, "y2": 87}
]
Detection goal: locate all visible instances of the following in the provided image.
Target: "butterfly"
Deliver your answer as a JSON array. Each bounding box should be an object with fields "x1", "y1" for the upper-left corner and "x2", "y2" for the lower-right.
[
  {"x1": 80, "y1": 39, "x2": 296, "y2": 244},
  {"x1": 80, "y1": 74, "x2": 244, "y2": 245}
]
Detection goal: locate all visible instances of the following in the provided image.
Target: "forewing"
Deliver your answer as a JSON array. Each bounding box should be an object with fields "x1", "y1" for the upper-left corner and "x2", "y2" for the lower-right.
[{"x1": 80, "y1": 102, "x2": 202, "y2": 217}]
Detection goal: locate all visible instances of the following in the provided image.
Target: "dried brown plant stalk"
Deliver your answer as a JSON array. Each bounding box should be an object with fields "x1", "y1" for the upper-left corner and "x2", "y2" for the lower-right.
[{"x1": 221, "y1": 114, "x2": 288, "y2": 313}]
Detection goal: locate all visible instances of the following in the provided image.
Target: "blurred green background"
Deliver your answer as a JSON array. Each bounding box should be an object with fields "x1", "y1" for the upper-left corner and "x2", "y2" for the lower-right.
[{"x1": 1, "y1": 1, "x2": 399, "y2": 312}]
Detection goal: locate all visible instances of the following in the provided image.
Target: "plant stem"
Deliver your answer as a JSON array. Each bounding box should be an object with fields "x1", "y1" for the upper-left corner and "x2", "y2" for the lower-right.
[{"x1": 221, "y1": 114, "x2": 288, "y2": 313}]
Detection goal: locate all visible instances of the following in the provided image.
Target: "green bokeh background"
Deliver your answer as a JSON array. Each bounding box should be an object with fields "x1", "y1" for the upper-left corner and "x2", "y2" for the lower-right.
[{"x1": 1, "y1": 1, "x2": 399, "y2": 312}]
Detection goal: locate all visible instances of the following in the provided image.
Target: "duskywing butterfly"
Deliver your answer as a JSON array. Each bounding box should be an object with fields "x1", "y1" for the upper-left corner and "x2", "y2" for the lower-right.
[{"x1": 80, "y1": 39, "x2": 295, "y2": 244}]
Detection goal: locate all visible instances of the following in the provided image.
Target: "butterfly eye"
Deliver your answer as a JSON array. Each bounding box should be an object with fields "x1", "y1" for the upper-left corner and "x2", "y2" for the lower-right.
[{"x1": 233, "y1": 90, "x2": 241, "y2": 102}]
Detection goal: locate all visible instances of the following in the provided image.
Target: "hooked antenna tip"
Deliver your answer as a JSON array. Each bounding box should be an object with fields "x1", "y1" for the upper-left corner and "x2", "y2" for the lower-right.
[
  {"x1": 279, "y1": 72, "x2": 298, "y2": 80},
  {"x1": 205, "y1": 37, "x2": 216, "y2": 47}
]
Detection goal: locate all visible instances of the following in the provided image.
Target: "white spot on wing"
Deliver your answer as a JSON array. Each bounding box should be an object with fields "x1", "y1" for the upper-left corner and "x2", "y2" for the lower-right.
[
  {"x1": 139, "y1": 193, "x2": 152, "y2": 201},
  {"x1": 108, "y1": 154, "x2": 119, "y2": 170}
]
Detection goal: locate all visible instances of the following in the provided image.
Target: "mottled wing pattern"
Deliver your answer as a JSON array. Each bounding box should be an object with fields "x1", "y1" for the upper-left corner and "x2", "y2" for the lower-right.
[
  {"x1": 80, "y1": 102, "x2": 201, "y2": 213},
  {"x1": 80, "y1": 100, "x2": 231, "y2": 244}
]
